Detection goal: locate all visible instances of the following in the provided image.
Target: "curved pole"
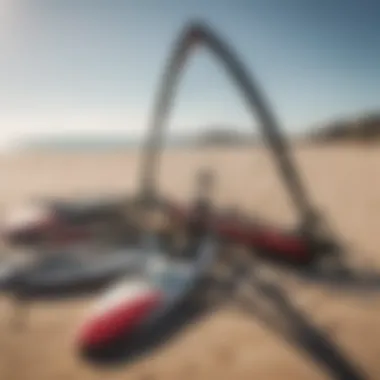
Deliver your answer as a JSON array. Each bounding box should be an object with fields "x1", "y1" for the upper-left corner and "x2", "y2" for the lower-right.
[{"x1": 140, "y1": 21, "x2": 318, "y2": 231}]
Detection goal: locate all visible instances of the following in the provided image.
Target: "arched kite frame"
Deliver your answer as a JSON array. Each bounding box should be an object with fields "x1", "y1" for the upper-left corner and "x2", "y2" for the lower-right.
[{"x1": 140, "y1": 21, "x2": 319, "y2": 234}]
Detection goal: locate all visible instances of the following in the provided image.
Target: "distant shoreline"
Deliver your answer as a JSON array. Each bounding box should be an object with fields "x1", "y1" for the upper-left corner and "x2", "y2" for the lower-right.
[
  {"x1": 16, "y1": 130, "x2": 259, "y2": 153},
  {"x1": 11, "y1": 113, "x2": 380, "y2": 154}
]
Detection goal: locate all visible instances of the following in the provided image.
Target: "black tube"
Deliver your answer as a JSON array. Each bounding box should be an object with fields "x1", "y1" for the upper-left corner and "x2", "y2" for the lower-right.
[{"x1": 140, "y1": 21, "x2": 318, "y2": 232}]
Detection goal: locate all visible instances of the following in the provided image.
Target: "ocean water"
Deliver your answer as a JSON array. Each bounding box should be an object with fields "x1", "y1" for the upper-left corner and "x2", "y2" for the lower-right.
[
  {"x1": 20, "y1": 135, "x2": 196, "y2": 152},
  {"x1": 17, "y1": 128, "x2": 257, "y2": 153}
]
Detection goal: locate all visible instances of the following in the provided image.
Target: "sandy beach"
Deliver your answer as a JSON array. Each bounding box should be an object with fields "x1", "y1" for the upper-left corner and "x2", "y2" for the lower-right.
[{"x1": 2, "y1": 144, "x2": 380, "y2": 380}]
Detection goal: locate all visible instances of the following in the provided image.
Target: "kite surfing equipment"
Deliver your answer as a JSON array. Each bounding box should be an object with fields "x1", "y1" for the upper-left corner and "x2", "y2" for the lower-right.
[
  {"x1": 76, "y1": 234, "x2": 217, "y2": 362},
  {"x1": 76, "y1": 168, "x2": 219, "y2": 362},
  {"x1": 76, "y1": 181, "x2": 367, "y2": 380},
  {"x1": 136, "y1": 18, "x2": 380, "y2": 293},
  {"x1": 2, "y1": 195, "x2": 139, "y2": 249},
  {"x1": 74, "y1": 20, "x2": 379, "y2": 380},
  {"x1": 0, "y1": 250, "x2": 142, "y2": 299},
  {"x1": 0, "y1": 244, "x2": 150, "y2": 329}
]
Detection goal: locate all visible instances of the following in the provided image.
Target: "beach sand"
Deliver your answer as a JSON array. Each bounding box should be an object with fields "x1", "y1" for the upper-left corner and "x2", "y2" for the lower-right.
[{"x1": 1, "y1": 144, "x2": 380, "y2": 380}]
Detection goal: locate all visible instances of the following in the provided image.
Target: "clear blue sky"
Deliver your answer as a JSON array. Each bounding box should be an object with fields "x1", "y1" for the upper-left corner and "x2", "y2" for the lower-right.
[{"x1": 1, "y1": 0, "x2": 380, "y2": 148}]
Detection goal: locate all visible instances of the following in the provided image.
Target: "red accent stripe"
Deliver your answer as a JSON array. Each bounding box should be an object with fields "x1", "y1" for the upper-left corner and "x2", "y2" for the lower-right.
[
  {"x1": 170, "y1": 205, "x2": 310, "y2": 262},
  {"x1": 216, "y1": 222, "x2": 308, "y2": 259},
  {"x1": 77, "y1": 291, "x2": 162, "y2": 349}
]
